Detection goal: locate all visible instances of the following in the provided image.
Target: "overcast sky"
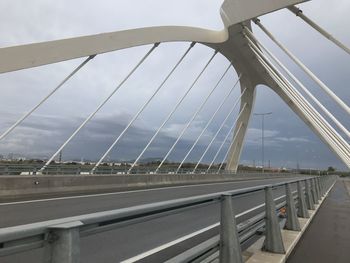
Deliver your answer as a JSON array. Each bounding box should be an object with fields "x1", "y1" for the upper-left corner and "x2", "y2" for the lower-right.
[{"x1": 0, "y1": 0, "x2": 349, "y2": 170}]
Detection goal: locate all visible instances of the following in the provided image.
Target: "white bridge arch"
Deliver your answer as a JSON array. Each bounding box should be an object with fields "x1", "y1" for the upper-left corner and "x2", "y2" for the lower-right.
[{"x1": 0, "y1": 0, "x2": 349, "y2": 171}]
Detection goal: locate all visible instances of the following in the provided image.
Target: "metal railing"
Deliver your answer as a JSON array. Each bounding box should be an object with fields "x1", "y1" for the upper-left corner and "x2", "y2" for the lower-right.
[
  {"x1": 0, "y1": 175, "x2": 336, "y2": 262},
  {"x1": 0, "y1": 164, "x2": 290, "y2": 176}
]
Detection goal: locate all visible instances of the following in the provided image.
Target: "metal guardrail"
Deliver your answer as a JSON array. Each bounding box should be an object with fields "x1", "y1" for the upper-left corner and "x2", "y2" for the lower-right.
[
  {"x1": 0, "y1": 175, "x2": 335, "y2": 262},
  {"x1": 0, "y1": 164, "x2": 289, "y2": 175}
]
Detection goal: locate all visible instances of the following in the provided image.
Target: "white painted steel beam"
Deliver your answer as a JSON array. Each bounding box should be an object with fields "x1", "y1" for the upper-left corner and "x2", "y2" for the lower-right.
[{"x1": 0, "y1": 0, "x2": 307, "y2": 74}]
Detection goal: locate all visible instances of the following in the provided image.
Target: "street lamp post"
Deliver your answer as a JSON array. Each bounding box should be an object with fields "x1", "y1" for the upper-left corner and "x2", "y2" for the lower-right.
[{"x1": 254, "y1": 112, "x2": 272, "y2": 173}]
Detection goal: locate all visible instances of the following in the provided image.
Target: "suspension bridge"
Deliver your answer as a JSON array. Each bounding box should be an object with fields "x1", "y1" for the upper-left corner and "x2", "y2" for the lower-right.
[{"x1": 0, "y1": 0, "x2": 349, "y2": 262}]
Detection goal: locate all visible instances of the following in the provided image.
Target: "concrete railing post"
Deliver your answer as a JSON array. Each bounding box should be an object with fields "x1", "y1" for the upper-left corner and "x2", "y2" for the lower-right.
[
  {"x1": 319, "y1": 177, "x2": 324, "y2": 196},
  {"x1": 47, "y1": 221, "x2": 82, "y2": 263},
  {"x1": 297, "y1": 181, "x2": 309, "y2": 218},
  {"x1": 326, "y1": 177, "x2": 333, "y2": 191},
  {"x1": 305, "y1": 180, "x2": 315, "y2": 210},
  {"x1": 285, "y1": 183, "x2": 301, "y2": 231},
  {"x1": 318, "y1": 178, "x2": 322, "y2": 197},
  {"x1": 319, "y1": 178, "x2": 323, "y2": 195},
  {"x1": 263, "y1": 186, "x2": 285, "y2": 253},
  {"x1": 219, "y1": 194, "x2": 243, "y2": 263},
  {"x1": 315, "y1": 178, "x2": 321, "y2": 201},
  {"x1": 311, "y1": 179, "x2": 318, "y2": 205}
]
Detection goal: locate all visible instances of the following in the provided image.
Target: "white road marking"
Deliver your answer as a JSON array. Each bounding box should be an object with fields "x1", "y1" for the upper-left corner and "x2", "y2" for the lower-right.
[{"x1": 0, "y1": 178, "x2": 283, "y2": 206}]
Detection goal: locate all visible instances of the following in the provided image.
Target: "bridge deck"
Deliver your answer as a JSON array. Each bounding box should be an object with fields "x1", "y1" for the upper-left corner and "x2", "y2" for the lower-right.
[{"x1": 288, "y1": 179, "x2": 350, "y2": 263}]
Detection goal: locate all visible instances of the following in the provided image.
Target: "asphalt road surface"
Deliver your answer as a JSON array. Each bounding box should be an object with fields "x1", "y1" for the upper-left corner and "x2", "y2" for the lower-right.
[{"x1": 0, "y1": 176, "x2": 303, "y2": 263}]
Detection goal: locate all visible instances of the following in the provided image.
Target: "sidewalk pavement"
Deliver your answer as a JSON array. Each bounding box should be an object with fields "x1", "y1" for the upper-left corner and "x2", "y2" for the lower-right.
[{"x1": 287, "y1": 179, "x2": 350, "y2": 263}]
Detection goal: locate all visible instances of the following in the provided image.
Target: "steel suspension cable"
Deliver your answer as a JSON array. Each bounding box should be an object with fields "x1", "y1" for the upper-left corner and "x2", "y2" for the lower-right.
[
  {"x1": 154, "y1": 50, "x2": 219, "y2": 173},
  {"x1": 207, "y1": 104, "x2": 246, "y2": 172},
  {"x1": 127, "y1": 44, "x2": 203, "y2": 173},
  {"x1": 256, "y1": 54, "x2": 350, "y2": 164},
  {"x1": 288, "y1": 6, "x2": 350, "y2": 55},
  {"x1": 175, "y1": 72, "x2": 242, "y2": 174},
  {"x1": 244, "y1": 27, "x2": 350, "y2": 139},
  {"x1": 217, "y1": 122, "x2": 243, "y2": 174},
  {"x1": 0, "y1": 55, "x2": 95, "y2": 142},
  {"x1": 255, "y1": 19, "x2": 350, "y2": 115},
  {"x1": 38, "y1": 44, "x2": 158, "y2": 172},
  {"x1": 39, "y1": 43, "x2": 159, "y2": 172},
  {"x1": 192, "y1": 88, "x2": 247, "y2": 173},
  {"x1": 247, "y1": 33, "x2": 350, "y2": 158},
  {"x1": 250, "y1": 44, "x2": 350, "y2": 163},
  {"x1": 90, "y1": 44, "x2": 200, "y2": 174}
]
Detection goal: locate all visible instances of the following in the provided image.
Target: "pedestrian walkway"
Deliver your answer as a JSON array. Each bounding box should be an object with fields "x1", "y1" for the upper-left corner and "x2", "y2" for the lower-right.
[{"x1": 287, "y1": 179, "x2": 350, "y2": 263}]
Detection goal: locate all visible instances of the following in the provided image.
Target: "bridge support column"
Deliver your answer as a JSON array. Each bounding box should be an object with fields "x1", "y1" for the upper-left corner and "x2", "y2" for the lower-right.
[
  {"x1": 305, "y1": 180, "x2": 315, "y2": 210},
  {"x1": 226, "y1": 78, "x2": 256, "y2": 173},
  {"x1": 219, "y1": 194, "x2": 243, "y2": 263},
  {"x1": 321, "y1": 177, "x2": 325, "y2": 196},
  {"x1": 297, "y1": 181, "x2": 309, "y2": 218},
  {"x1": 311, "y1": 179, "x2": 318, "y2": 204},
  {"x1": 47, "y1": 221, "x2": 82, "y2": 263},
  {"x1": 264, "y1": 75, "x2": 350, "y2": 170},
  {"x1": 316, "y1": 178, "x2": 322, "y2": 199},
  {"x1": 285, "y1": 183, "x2": 301, "y2": 231},
  {"x1": 263, "y1": 186, "x2": 285, "y2": 253},
  {"x1": 315, "y1": 178, "x2": 321, "y2": 201}
]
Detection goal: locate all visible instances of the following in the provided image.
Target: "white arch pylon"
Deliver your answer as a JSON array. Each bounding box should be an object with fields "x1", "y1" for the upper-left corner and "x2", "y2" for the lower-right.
[{"x1": 0, "y1": 0, "x2": 349, "y2": 170}]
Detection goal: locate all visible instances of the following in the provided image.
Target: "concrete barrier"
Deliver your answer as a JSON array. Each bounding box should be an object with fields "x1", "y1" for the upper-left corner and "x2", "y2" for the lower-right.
[{"x1": 0, "y1": 173, "x2": 297, "y2": 200}]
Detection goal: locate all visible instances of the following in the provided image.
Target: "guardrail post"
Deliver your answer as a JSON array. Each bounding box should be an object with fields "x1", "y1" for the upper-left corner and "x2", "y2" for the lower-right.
[
  {"x1": 318, "y1": 178, "x2": 322, "y2": 197},
  {"x1": 311, "y1": 179, "x2": 318, "y2": 205},
  {"x1": 219, "y1": 194, "x2": 243, "y2": 263},
  {"x1": 327, "y1": 176, "x2": 330, "y2": 189},
  {"x1": 47, "y1": 221, "x2": 83, "y2": 263},
  {"x1": 322, "y1": 176, "x2": 326, "y2": 195},
  {"x1": 263, "y1": 186, "x2": 285, "y2": 254},
  {"x1": 285, "y1": 183, "x2": 301, "y2": 231},
  {"x1": 297, "y1": 181, "x2": 309, "y2": 218},
  {"x1": 317, "y1": 178, "x2": 321, "y2": 197},
  {"x1": 319, "y1": 177, "x2": 324, "y2": 197},
  {"x1": 315, "y1": 178, "x2": 321, "y2": 201},
  {"x1": 305, "y1": 180, "x2": 314, "y2": 210}
]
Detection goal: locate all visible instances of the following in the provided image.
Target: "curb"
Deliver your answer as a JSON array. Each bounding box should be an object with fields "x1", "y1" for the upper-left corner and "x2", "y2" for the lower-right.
[{"x1": 245, "y1": 181, "x2": 336, "y2": 263}]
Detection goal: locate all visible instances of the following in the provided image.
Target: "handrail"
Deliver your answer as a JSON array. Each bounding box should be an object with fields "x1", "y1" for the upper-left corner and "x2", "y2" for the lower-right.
[
  {"x1": 0, "y1": 175, "x2": 336, "y2": 262},
  {"x1": 0, "y1": 164, "x2": 316, "y2": 176}
]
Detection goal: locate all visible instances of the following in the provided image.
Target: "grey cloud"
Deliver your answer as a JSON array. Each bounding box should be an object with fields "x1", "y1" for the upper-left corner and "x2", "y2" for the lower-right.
[{"x1": 0, "y1": 0, "x2": 349, "y2": 170}]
